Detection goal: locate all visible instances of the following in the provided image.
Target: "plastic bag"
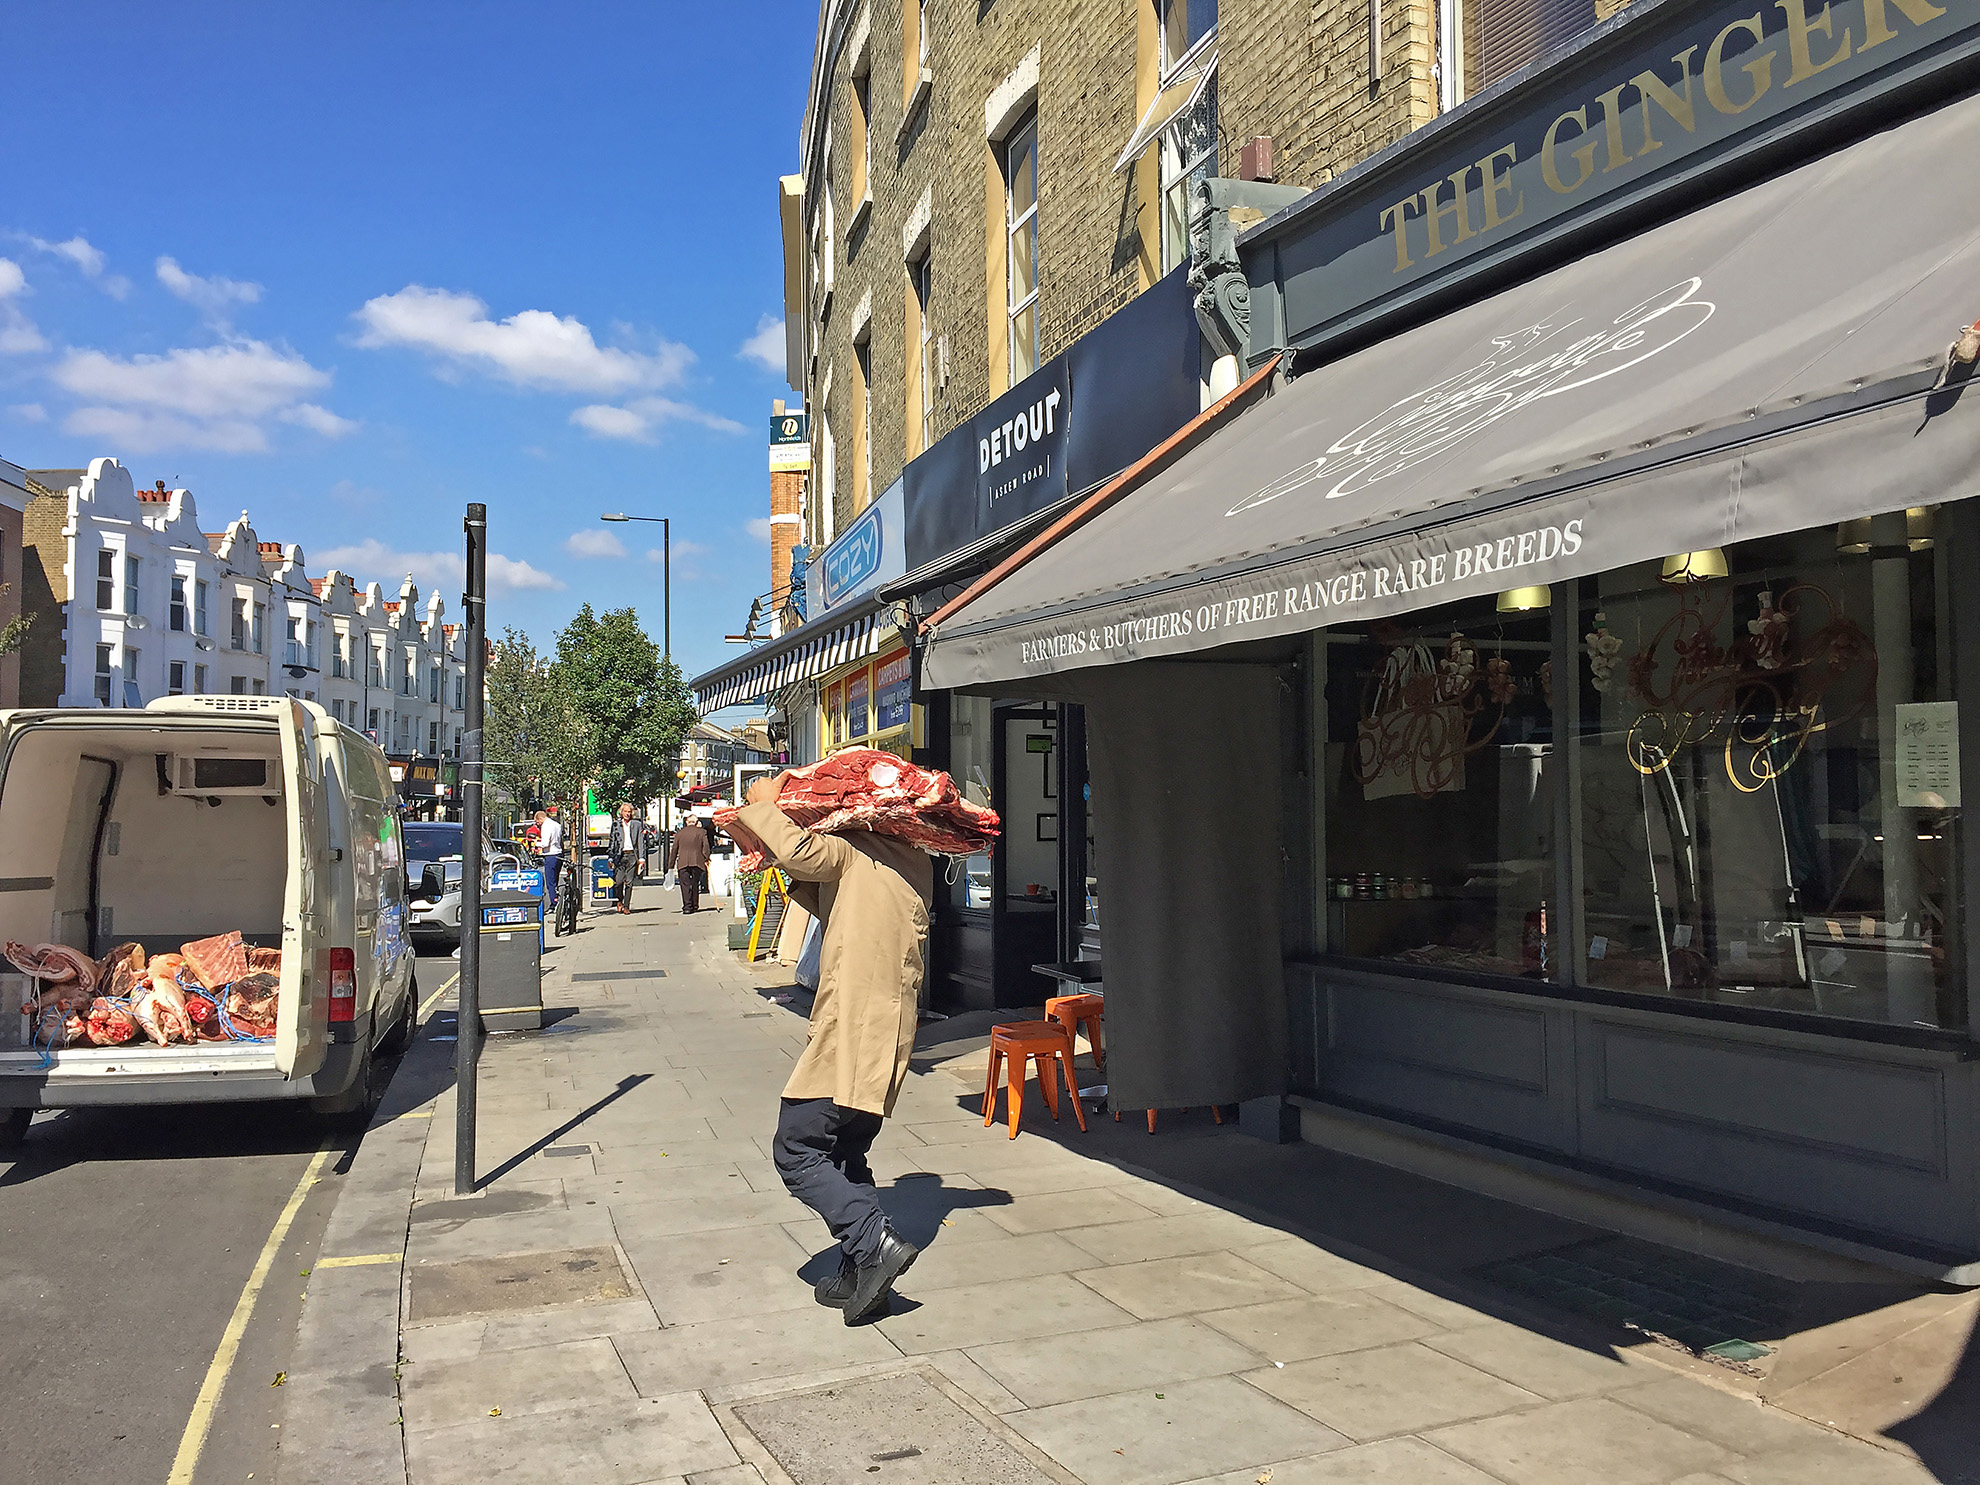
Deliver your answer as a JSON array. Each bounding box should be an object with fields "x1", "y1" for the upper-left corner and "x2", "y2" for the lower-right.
[{"x1": 794, "y1": 918, "x2": 822, "y2": 992}]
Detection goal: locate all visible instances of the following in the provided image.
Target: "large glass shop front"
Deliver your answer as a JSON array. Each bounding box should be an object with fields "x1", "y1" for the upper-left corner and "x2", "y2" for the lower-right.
[{"x1": 1320, "y1": 508, "x2": 1964, "y2": 1034}]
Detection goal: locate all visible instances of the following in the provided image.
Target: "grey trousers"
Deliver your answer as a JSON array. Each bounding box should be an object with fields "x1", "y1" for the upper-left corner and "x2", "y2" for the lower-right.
[{"x1": 773, "y1": 1097, "x2": 886, "y2": 1264}]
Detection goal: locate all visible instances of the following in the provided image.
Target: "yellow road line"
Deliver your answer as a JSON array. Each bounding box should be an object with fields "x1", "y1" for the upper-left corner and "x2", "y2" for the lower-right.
[
  {"x1": 168, "y1": 1140, "x2": 334, "y2": 1485},
  {"x1": 316, "y1": 1252, "x2": 399, "y2": 1268},
  {"x1": 420, "y1": 971, "x2": 460, "y2": 1018}
]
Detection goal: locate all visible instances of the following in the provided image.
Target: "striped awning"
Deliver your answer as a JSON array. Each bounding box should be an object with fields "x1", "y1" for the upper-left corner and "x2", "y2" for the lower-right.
[{"x1": 691, "y1": 598, "x2": 895, "y2": 713}]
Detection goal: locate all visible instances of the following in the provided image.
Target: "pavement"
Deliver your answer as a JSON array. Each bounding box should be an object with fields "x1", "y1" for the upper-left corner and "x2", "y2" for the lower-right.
[{"x1": 275, "y1": 887, "x2": 1979, "y2": 1485}]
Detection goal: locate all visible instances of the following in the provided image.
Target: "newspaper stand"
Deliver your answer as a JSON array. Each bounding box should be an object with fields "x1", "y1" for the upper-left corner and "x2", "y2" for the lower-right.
[{"x1": 477, "y1": 889, "x2": 543, "y2": 1032}]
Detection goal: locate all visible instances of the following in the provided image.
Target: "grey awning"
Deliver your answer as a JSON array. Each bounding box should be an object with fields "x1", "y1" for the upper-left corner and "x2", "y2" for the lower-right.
[
  {"x1": 692, "y1": 597, "x2": 893, "y2": 712},
  {"x1": 924, "y1": 90, "x2": 1980, "y2": 691}
]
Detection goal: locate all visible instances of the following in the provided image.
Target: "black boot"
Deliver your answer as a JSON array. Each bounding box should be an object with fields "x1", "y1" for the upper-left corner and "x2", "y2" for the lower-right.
[
  {"x1": 814, "y1": 1251, "x2": 858, "y2": 1308},
  {"x1": 843, "y1": 1227, "x2": 918, "y2": 1325}
]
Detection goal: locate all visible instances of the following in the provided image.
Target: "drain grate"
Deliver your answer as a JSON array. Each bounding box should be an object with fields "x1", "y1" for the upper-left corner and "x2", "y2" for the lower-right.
[
  {"x1": 733, "y1": 1372, "x2": 1055, "y2": 1485},
  {"x1": 407, "y1": 1244, "x2": 634, "y2": 1323},
  {"x1": 1474, "y1": 1236, "x2": 1794, "y2": 1368}
]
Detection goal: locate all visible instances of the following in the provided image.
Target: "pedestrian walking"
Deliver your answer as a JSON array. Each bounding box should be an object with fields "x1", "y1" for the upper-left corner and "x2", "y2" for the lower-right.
[
  {"x1": 609, "y1": 802, "x2": 649, "y2": 915},
  {"x1": 669, "y1": 811, "x2": 712, "y2": 914},
  {"x1": 535, "y1": 805, "x2": 565, "y2": 921},
  {"x1": 736, "y1": 772, "x2": 934, "y2": 1325}
]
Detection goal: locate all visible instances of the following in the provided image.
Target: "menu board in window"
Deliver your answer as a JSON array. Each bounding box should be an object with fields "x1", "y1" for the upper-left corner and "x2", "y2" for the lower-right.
[
  {"x1": 875, "y1": 650, "x2": 911, "y2": 733},
  {"x1": 826, "y1": 682, "x2": 844, "y2": 749},
  {"x1": 847, "y1": 668, "x2": 870, "y2": 740}
]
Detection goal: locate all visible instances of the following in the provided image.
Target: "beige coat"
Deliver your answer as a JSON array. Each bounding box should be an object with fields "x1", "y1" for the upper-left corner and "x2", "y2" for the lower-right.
[{"x1": 736, "y1": 800, "x2": 933, "y2": 1116}]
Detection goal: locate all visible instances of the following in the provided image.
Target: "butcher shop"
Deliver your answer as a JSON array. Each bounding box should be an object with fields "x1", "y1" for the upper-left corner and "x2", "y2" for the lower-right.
[{"x1": 909, "y1": 0, "x2": 1980, "y2": 1278}]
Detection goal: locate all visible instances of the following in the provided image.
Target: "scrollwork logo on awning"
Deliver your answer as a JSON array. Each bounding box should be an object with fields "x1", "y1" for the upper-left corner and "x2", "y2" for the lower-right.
[{"x1": 1226, "y1": 277, "x2": 1717, "y2": 517}]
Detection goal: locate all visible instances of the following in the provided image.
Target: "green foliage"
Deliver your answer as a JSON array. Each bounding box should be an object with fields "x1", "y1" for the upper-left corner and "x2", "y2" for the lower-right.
[
  {"x1": 0, "y1": 584, "x2": 28, "y2": 656},
  {"x1": 484, "y1": 627, "x2": 592, "y2": 809},
  {"x1": 554, "y1": 604, "x2": 696, "y2": 811}
]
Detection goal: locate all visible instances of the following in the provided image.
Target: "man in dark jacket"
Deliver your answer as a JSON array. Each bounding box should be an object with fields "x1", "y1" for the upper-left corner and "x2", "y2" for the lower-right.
[
  {"x1": 669, "y1": 813, "x2": 712, "y2": 913},
  {"x1": 609, "y1": 803, "x2": 649, "y2": 915}
]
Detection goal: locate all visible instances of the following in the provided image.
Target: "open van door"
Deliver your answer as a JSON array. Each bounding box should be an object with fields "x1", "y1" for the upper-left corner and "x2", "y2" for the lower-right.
[{"x1": 275, "y1": 699, "x2": 330, "y2": 1078}]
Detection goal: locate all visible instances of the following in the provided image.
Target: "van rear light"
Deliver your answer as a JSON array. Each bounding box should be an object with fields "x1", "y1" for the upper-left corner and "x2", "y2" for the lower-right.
[{"x1": 328, "y1": 947, "x2": 356, "y2": 1023}]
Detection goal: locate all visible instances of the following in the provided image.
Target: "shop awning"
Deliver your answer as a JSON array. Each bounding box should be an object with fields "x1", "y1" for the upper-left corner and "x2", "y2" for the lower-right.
[
  {"x1": 923, "y1": 90, "x2": 1980, "y2": 691},
  {"x1": 692, "y1": 597, "x2": 895, "y2": 712}
]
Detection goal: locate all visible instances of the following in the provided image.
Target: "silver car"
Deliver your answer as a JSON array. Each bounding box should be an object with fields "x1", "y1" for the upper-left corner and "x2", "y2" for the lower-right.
[{"x1": 406, "y1": 822, "x2": 519, "y2": 948}]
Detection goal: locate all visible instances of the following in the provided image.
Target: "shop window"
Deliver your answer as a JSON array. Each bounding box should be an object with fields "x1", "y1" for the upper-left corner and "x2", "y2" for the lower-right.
[
  {"x1": 847, "y1": 665, "x2": 871, "y2": 741},
  {"x1": 1573, "y1": 518, "x2": 1962, "y2": 1030},
  {"x1": 1004, "y1": 115, "x2": 1040, "y2": 384},
  {"x1": 1323, "y1": 593, "x2": 1557, "y2": 979}
]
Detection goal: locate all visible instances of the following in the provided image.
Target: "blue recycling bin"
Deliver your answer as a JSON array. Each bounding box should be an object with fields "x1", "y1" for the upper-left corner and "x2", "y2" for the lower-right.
[{"x1": 590, "y1": 854, "x2": 616, "y2": 908}]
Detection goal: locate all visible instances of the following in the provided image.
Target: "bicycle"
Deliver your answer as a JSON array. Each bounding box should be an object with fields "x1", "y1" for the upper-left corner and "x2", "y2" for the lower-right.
[{"x1": 555, "y1": 848, "x2": 580, "y2": 937}]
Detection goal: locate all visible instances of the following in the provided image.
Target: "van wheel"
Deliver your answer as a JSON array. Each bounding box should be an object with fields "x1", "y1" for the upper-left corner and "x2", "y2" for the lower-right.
[
  {"x1": 316, "y1": 1044, "x2": 378, "y2": 1133},
  {"x1": 377, "y1": 970, "x2": 419, "y2": 1056},
  {"x1": 0, "y1": 1108, "x2": 31, "y2": 1148}
]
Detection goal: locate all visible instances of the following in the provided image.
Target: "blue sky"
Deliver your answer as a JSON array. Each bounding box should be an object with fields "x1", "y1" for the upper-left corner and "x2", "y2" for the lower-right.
[{"x1": 0, "y1": 3, "x2": 814, "y2": 689}]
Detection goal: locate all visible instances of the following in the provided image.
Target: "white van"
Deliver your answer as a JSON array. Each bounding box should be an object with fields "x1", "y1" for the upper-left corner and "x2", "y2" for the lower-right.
[{"x1": 0, "y1": 696, "x2": 419, "y2": 1143}]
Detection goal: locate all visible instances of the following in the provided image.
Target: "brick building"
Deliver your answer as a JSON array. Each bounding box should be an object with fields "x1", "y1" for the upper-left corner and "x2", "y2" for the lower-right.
[{"x1": 779, "y1": 0, "x2": 1598, "y2": 547}]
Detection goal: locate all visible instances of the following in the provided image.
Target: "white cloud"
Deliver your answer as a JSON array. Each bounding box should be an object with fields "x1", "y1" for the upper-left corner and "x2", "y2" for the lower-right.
[
  {"x1": 739, "y1": 314, "x2": 785, "y2": 371},
  {"x1": 354, "y1": 285, "x2": 692, "y2": 394},
  {"x1": 316, "y1": 536, "x2": 566, "y2": 596},
  {"x1": 25, "y1": 235, "x2": 129, "y2": 298},
  {"x1": 50, "y1": 339, "x2": 349, "y2": 452},
  {"x1": 746, "y1": 517, "x2": 774, "y2": 542},
  {"x1": 662, "y1": 539, "x2": 710, "y2": 559},
  {"x1": 565, "y1": 528, "x2": 626, "y2": 558},
  {"x1": 0, "y1": 258, "x2": 46, "y2": 354},
  {"x1": 569, "y1": 395, "x2": 744, "y2": 443},
  {"x1": 7, "y1": 403, "x2": 47, "y2": 423},
  {"x1": 156, "y1": 256, "x2": 263, "y2": 326},
  {"x1": 279, "y1": 402, "x2": 359, "y2": 437}
]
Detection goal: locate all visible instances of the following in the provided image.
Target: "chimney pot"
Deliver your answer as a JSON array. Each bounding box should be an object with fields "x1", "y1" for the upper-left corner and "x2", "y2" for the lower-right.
[{"x1": 1239, "y1": 136, "x2": 1278, "y2": 183}]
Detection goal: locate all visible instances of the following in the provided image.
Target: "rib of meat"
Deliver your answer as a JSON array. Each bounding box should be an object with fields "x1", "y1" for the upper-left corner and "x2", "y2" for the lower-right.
[
  {"x1": 97, "y1": 942, "x2": 149, "y2": 1000},
  {"x1": 180, "y1": 931, "x2": 249, "y2": 992},
  {"x1": 715, "y1": 750, "x2": 1001, "y2": 871},
  {"x1": 224, "y1": 973, "x2": 279, "y2": 1036},
  {"x1": 182, "y1": 991, "x2": 227, "y2": 1041},
  {"x1": 6, "y1": 941, "x2": 99, "y2": 1003},
  {"x1": 246, "y1": 945, "x2": 283, "y2": 974}
]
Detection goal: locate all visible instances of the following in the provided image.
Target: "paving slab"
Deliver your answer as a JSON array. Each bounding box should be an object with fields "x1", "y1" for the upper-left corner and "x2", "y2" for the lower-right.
[
  {"x1": 1425, "y1": 1396, "x2": 1740, "y2": 1485},
  {"x1": 1008, "y1": 1373, "x2": 1350, "y2": 1485},
  {"x1": 1609, "y1": 1375, "x2": 1843, "y2": 1457},
  {"x1": 1074, "y1": 1251, "x2": 1309, "y2": 1321},
  {"x1": 1423, "y1": 1321, "x2": 1653, "y2": 1399},
  {"x1": 1182, "y1": 1436, "x2": 1505, "y2": 1483},
  {"x1": 400, "y1": 1335, "x2": 636, "y2": 1432},
  {"x1": 617, "y1": 1219, "x2": 822, "y2": 1326},
  {"x1": 614, "y1": 1303, "x2": 904, "y2": 1394},
  {"x1": 404, "y1": 1393, "x2": 738, "y2": 1485},
  {"x1": 1200, "y1": 1291, "x2": 1446, "y2": 1364},
  {"x1": 1242, "y1": 1342, "x2": 1543, "y2": 1440},
  {"x1": 967, "y1": 1316, "x2": 1268, "y2": 1407},
  {"x1": 877, "y1": 1272, "x2": 1139, "y2": 1355}
]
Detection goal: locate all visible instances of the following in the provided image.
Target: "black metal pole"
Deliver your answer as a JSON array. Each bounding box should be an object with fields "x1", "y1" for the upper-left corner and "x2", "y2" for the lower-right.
[
  {"x1": 663, "y1": 517, "x2": 671, "y2": 663},
  {"x1": 455, "y1": 502, "x2": 487, "y2": 1197}
]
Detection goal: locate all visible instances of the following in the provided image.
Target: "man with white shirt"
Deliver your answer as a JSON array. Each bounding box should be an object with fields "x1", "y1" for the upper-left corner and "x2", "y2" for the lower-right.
[{"x1": 535, "y1": 806, "x2": 565, "y2": 922}]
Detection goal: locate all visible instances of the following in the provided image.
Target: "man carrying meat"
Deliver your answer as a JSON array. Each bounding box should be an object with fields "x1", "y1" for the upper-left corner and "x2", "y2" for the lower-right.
[
  {"x1": 668, "y1": 812, "x2": 712, "y2": 914},
  {"x1": 737, "y1": 770, "x2": 933, "y2": 1325}
]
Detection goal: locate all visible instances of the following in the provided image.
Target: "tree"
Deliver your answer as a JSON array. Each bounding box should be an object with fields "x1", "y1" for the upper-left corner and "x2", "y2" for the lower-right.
[
  {"x1": 555, "y1": 605, "x2": 697, "y2": 809},
  {"x1": 484, "y1": 628, "x2": 592, "y2": 810},
  {"x1": 0, "y1": 585, "x2": 29, "y2": 656}
]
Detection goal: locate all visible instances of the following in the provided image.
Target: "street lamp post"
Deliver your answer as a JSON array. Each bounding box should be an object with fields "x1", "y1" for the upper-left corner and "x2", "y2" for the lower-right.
[{"x1": 600, "y1": 513, "x2": 669, "y2": 662}]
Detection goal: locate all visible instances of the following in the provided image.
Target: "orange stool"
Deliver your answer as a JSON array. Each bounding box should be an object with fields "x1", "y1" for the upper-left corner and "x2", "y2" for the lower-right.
[
  {"x1": 982, "y1": 1020, "x2": 1089, "y2": 1139},
  {"x1": 1044, "y1": 993, "x2": 1105, "y2": 1070},
  {"x1": 1114, "y1": 1105, "x2": 1223, "y2": 1134}
]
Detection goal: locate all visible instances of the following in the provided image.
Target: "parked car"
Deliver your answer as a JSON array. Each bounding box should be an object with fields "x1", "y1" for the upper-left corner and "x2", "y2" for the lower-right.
[
  {"x1": 406, "y1": 822, "x2": 519, "y2": 948},
  {"x1": 0, "y1": 696, "x2": 419, "y2": 1138}
]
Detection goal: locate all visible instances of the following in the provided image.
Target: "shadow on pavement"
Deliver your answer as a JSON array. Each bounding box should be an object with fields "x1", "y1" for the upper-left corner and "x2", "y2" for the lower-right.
[
  {"x1": 794, "y1": 1172, "x2": 1016, "y2": 1284},
  {"x1": 476, "y1": 1072, "x2": 652, "y2": 1189}
]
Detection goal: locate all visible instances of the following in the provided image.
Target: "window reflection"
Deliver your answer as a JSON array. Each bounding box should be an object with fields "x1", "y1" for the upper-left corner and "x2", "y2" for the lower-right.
[
  {"x1": 1574, "y1": 518, "x2": 1962, "y2": 1028},
  {"x1": 1324, "y1": 596, "x2": 1557, "y2": 978}
]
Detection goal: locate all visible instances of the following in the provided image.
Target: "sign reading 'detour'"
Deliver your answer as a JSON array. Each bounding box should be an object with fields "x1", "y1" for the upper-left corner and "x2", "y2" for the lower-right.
[
  {"x1": 1256, "y1": 0, "x2": 1978, "y2": 356},
  {"x1": 976, "y1": 360, "x2": 1069, "y2": 535}
]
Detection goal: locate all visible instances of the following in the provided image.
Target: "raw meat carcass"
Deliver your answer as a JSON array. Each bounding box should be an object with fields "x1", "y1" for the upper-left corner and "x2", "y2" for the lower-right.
[
  {"x1": 715, "y1": 750, "x2": 1000, "y2": 872},
  {"x1": 246, "y1": 945, "x2": 282, "y2": 974},
  {"x1": 224, "y1": 973, "x2": 279, "y2": 1037},
  {"x1": 180, "y1": 931, "x2": 249, "y2": 992},
  {"x1": 6, "y1": 941, "x2": 99, "y2": 1009},
  {"x1": 131, "y1": 982, "x2": 197, "y2": 1046},
  {"x1": 97, "y1": 942, "x2": 149, "y2": 999},
  {"x1": 182, "y1": 991, "x2": 226, "y2": 1041},
  {"x1": 147, "y1": 953, "x2": 185, "y2": 991},
  {"x1": 69, "y1": 997, "x2": 140, "y2": 1047}
]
